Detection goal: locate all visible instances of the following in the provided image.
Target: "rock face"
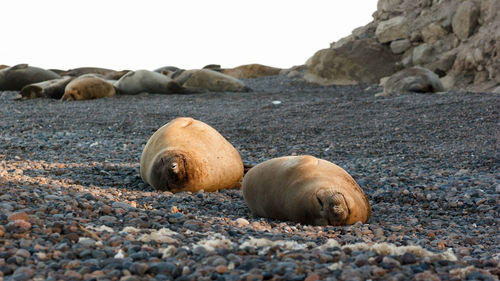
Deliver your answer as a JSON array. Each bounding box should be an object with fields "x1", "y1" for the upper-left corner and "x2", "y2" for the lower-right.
[{"x1": 305, "y1": 0, "x2": 500, "y2": 92}]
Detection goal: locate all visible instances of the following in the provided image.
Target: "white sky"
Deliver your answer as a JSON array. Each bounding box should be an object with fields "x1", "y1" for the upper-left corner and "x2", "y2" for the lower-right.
[{"x1": 1, "y1": 0, "x2": 377, "y2": 71}]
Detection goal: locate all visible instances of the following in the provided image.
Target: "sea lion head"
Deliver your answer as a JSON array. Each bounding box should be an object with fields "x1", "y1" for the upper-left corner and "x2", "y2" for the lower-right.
[
  {"x1": 18, "y1": 85, "x2": 43, "y2": 100},
  {"x1": 315, "y1": 188, "x2": 349, "y2": 226},
  {"x1": 149, "y1": 150, "x2": 189, "y2": 192}
]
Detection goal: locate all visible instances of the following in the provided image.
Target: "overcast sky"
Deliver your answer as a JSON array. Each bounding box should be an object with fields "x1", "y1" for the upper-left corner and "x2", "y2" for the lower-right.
[{"x1": 1, "y1": 0, "x2": 377, "y2": 70}]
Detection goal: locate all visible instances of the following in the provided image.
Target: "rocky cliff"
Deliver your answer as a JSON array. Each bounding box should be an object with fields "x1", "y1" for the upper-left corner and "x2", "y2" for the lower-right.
[{"x1": 305, "y1": 0, "x2": 500, "y2": 92}]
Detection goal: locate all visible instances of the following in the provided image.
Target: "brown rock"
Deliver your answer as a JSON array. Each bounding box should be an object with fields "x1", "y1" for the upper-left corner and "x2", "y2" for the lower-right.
[
  {"x1": 215, "y1": 265, "x2": 228, "y2": 274},
  {"x1": 8, "y1": 212, "x2": 30, "y2": 222},
  {"x1": 376, "y1": 16, "x2": 409, "y2": 43},
  {"x1": 452, "y1": 1, "x2": 479, "y2": 41},
  {"x1": 304, "y1": 273, "x2": 322, "y2": 281},
  {"x1": 422, "y1": 22, "x2": 448, "y2": 43},
  {"x1": 305, "y1": 39, "x2": 400, "y2": 85}
]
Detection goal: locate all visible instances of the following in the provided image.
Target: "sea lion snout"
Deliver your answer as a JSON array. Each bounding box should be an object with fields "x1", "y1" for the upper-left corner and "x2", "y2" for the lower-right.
[
  {"x1": 150, "y1": 152, "x2": 188, "y2": 192},
  {"x1": 316, "y1": 189, "x2": 349, "y2": 226}
]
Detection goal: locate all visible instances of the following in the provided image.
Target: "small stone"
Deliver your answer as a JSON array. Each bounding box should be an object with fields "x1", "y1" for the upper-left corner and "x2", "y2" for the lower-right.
[
  {"x1": 12, "y1": 266, "x2": 35, "y2": 281},
  {"x1": 8, "y1": 212, "x2": 30, "y2": 222},
  {"x1": 15, "y1": 249, "x2": 31, "y2": 259},
  {"x1": 415, "y1": 270, "x2": 441, "y2": 281},
  {"x1": 304, "y1": 273, "x2": 321, "y2": 281},
  {"x1": 236, "y1": 218, "x2": 249, "y2": 227},
  {"x1": 246, "y1": 274, "x2": 263, "y2": 281},
  {"x1": 400, "y1": 252, "x2": 417, "y2": 265},
  {"x1": 130, "y1": 262, "x2": 149, "y2": 275},
  {"x1": 390, "y1": 39, "x2": 411, "y2": 54},
  {"x1": 215, "y1": 265, "x2": 228, "y2": 274},
  {"x1": 64, "y1": 270, "x2": 83, "y2": 280}
]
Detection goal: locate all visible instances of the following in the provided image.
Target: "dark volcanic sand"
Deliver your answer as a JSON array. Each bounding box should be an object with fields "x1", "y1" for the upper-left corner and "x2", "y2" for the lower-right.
[{"x1": 0, "y1": 75, "x2": 499, "y2": 281}]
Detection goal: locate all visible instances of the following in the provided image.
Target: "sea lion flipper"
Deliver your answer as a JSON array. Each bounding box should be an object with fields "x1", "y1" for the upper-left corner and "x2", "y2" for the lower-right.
[{"x1": 316, "y1": 189, "x2": 349, "y2": 226}]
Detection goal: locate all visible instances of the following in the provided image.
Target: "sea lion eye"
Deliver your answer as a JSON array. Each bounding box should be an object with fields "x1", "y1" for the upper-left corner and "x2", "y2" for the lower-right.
[
  {"x1": 171, "y1": 163, "x2": 177, "y2": 169},
  {"x1": 317, "y1": 195, "x2": 324, "y2": 207}
]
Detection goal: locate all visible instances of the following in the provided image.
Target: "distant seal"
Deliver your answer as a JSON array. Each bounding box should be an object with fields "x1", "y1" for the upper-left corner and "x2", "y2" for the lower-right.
[
  {"x1": 0, "y1": 64, "x2": 61, "y2": 91},
  {"x1": 0, "y1": 65, "x2": 8, "y2": 70},
  {"x1": 58, "y1": 67, "x2": 130, "y2": 80},
  {"x1": 242, "y1": 155, "x2": 371, "y2": 226},
  {"x1": 140, "y1": 117, "x2": 244, "y2": 193},
  {"x1": 175, "y1": 69, "x2": 251, "y2": 92},
  {"x1": 18, "y1": 76, "x2": 74, "y2": 100},
  {"x1": 221, "y1": 64, "x2": 282, "y2": 79},
  {"x1": 114, "y1": 69, "x2": 191, "y2": 95},
  {"x1": 61, "y1": 75, "x2": 115, "y2": 101},
  {"x1": 379, "y1": 67, "x2": 444, "y2": 96}
]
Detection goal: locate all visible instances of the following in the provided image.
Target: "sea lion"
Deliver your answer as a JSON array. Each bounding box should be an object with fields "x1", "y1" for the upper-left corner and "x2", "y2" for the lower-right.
[
  {"x1": 0, "y1": 64, "x2": 61, "y2": 91},
  {"x1": 0, "y1": 65, "x2": 9, "y2": 70},
  {"x1": 242, "y1": 155, "x2": 371, "y2": 226},
  {"x1": 221, "y1": 64, "x2": 282, "y2": 79},
  {"x1": 379, "y1": 67, "x2": 444, "y2": 96},
  {"x1": 18, "y1": 76, "x2": 74, "y2": 100},
  {"x1": 58, "y1": 67, "x2": 130, "y2": 80},
  {"x1": 61, "y1": 75, "x2": 115, "y2": 101},
  {"x1": 114, "y1": 69, "x2": 192, "y2": 95},
  {"x1": 140, "y1": 117, "x2": 244, "y2": 193},
  {"x1": 175, "y1": 69, "x2": 251, "y2": 92}
]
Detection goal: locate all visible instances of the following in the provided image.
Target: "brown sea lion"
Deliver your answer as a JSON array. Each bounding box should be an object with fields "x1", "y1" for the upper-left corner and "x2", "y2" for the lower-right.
[
  {"x1": 242, "y1": 155, "x2": 371, "y2": 226},
  {"x1": 0, "y1": 65, "x2": 9, "y2": 70},
  {"x1": 0, "y1": 64, "x2": 61, "y2": 91},
  {"x1": 140, "y1": 117, "x2": 244, "y2": 193},
  {"x1": 174, "y1": 69, "x2": 251, "y2": 92},
  {"x1": 18, "y1": 76, "x2": 74, "y2": 100},
  {"x1": 61, "y1": 75, "x2": 115, "y2": 101},
  {"x1": 221, "y1": 64, "x2": 282, "y2": 79}
]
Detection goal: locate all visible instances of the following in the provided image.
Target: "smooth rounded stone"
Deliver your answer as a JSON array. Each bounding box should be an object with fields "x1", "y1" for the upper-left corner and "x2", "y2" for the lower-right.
[
  {"x1": 7, "y1": 212, "x2": 30, "y2": 222},
  {"x1": 340, "y1": 266, "x2": 363, "y2": 281},
  {"x1": 12, "y1": 266, "x2": 35, "y2": 281},
  {"x1": 92, "y1": 249, "x2": 108, "y2": 259},
  {"x1": 111, "y1": 201, "x2": 136, "y2": 210},
  {"x1": 129, "y1": 262, "x2": 149, "y2": 275},
  {"x1": 400, "y1": 252, "x2": 417, "y2": 265},
  {"x1": 77, "y1": 238, "x2": 96, "y2": 248},
  {"x1": 99, "y1": 215, "x2": 118, "y2": 225},
  {"x1": 147, "y1": 262, "x2": 177, "y2": 275},
  {"x1": 235, "y1": 218, "x2": 249, "y2": 227},
  {"x1": 64, "y1": 270, "x2": 83, "y2": 280},
  {"x1": 129, "y1": 251, "x2": 149, "y2": 261}
]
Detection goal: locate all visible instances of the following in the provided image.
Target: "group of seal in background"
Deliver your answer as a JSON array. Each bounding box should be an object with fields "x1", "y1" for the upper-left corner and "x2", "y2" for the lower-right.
[
  {"x1": 0, "y1": 63, "x2": 283, "y2": 101},
  {"x1": 140, "y1": 117, "x2": 371, "y2": 226}
]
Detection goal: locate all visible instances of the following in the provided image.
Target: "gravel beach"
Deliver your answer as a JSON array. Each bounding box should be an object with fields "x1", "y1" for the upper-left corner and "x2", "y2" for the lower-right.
[{"x1": 0, "y1": 75, "x2": 499, "y2": 281}]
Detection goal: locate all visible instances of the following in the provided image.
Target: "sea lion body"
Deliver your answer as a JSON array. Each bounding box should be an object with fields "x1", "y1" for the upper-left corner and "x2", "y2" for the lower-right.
[
  {"x1": 19, "y1": 76, "x2": 74, "y2": 100},
  {"x1": 175, "y1": 69, "x2": 251, "y2": 92},
  {"x1": 381, "y1": 67, "x2": 444, "y2": 96},
  {"x1": 0, "y1": 64, "x2": 61, "y2": 91},
  {"x1": 61, "y1": 75, "x2": 115, "y2": 101},
  {"x1": 114, "y1": 69, "x2": 187, "y2": 95},
  {"x1": 221, "y1": 64, "x2": 282, "y2": 79},
  {"x1": 58, "y1": 67, "x2": 130, "y2": 80},
  {"x1": 242, "y1": 155, "x2": 371, "y2": 226},
  {"x1": 140, "y1": 117, "x2": 244, "y2": 193}
]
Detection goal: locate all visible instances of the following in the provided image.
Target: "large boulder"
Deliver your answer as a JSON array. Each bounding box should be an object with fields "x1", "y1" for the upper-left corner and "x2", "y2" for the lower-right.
[{"x1": 304, "y1": 39, "x2": 401, "y2": 85}]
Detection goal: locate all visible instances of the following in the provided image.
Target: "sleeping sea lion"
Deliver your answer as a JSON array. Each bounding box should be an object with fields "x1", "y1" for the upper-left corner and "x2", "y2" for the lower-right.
[
  {"x1": 61, "y1": 75, "x2": 115, "y2": 101},
  {"x1": 221, "y1": 64, "x2": 282, "y2": 79},
  {"x1": 379, "y1": 67, "x2": 444, "y2": 96},
  {"x1": 0, "y1": 64, "x2": 61, "y2": 91},
  {"x1": 174, "y1": 69, "x2": 251, "y2": 92},
  {"x1": 58, "y1": 67, "x2": 130, "y2": 80},
  {"x1": 18, "y1": 76, "x2": 74, "y2": 100},
  {"x1": 114, "y1": 69, "x2": 192, "y2": 95},
  {"x1": 140, "y1": 117, "x2": 244, "y2": 193},
  {"x1": 242, "y1": 155, "x2": 371, "y2": 226}
]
